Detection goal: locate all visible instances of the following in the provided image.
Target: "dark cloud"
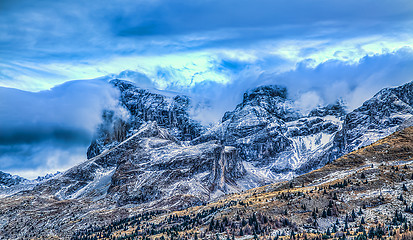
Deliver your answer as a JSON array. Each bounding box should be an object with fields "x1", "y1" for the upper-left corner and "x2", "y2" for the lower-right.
[
  {"x1": 1, "y1": 0, "x2": 412, "y2": 90},
  {"x1": 0, "y1": 79, "x2": 122, "y2": 178},
  {"x1": 114, "y1": 0, "x2": 413, "y2": 36},
  {"x1": 1, "y1": 0, "x2": 412, "y2": 62}
]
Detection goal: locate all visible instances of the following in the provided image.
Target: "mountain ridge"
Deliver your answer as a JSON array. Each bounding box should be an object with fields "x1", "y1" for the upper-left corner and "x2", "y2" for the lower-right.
[{"x1": 1, "y1": 80, "x2": 413, "y2": 239}]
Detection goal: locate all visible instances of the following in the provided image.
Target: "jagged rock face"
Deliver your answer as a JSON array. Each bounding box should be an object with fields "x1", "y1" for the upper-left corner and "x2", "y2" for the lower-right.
[
  {"x1": 308, "y1": 101, "x2": 346, "y2": 118},
  {"x1": 331, "y1": 82, "x2": 413, "y2": 159},
  {"x1": 33, "y1": 122, "x2": 247, "y2": 209},
  {"x1": 112, "y1": 79, "x2": 203, "y2": 140},
  {"x1": 192, "y1": 85, "x2": 344, "y2": 177},
  {"x1": 193, "y1": 82, "x2": 413, "y2": 177},
  {"x1": 106, "y1": 121, "x2": 234, "y2": 206},
  {"x1": 87, "y1": 80, "x2": 204, "y2": 159},
  {"x1": 87, "y1": 109, "x2": 129, "y2": 159},
  {"x1": 0, "y1": 171, "x2": 27, "y2": 188}
]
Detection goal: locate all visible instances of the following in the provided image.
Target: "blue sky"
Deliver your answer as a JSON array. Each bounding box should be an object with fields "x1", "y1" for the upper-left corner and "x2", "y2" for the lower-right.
[{"x1": 1, "y1": 0, "x2": 413, "y2": 178}]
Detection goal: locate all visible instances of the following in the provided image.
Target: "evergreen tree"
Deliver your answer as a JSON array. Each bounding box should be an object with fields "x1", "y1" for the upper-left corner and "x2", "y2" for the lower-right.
[
  {"x1": 327, "y1": 208, "x2": 332, "y2": 217},
  {"x1": 402, "y1": 184, "x2": 408, "y2": 191},
  {"x1": 322, "y1": 209, "x2": 327, "y2": 218},
  {"x1": 351, "y1": 209, "x2": 357, "y2": 221}
]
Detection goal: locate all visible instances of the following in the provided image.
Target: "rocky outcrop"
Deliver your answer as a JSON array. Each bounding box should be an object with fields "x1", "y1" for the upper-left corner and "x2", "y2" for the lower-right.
[
  {"x1": 87, "y1": 80, "x2": 204, "y2": 159},
  {"x1": 0, "y1": 171, "x2": 28, "y2": 188},
  {"x1": 330, "y1": 82, "x2": 413, "y2": 159},
  {"x1": 32, "y1": 122, "x2": 248, "y2": 210},
  {"x1": 192, "y1": 85, "x2": 343, "y2": 177}
]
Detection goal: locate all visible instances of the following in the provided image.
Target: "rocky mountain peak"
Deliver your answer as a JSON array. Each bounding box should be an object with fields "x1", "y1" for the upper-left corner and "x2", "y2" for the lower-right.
[
  {"x1": 243, "y1": 85, "x2": 288, "y2": 102},
  {"x1": 308, "y1": 100, "x2": 347, "y2": 117},
  {"x1": 374, "y1": 80, "x2": 413, "y2": 106},
  {"x1": 221, "y1": 85, "x2": 299, "y2": 123},
  {"x1": 87, "y1": 79, "x2": 205, "y2": 159}
]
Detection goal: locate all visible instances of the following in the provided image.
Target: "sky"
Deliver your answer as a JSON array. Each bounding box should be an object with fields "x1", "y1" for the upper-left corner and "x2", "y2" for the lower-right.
[{"x1": 1, "y1": 0, "x2": 413, "y2": 179}]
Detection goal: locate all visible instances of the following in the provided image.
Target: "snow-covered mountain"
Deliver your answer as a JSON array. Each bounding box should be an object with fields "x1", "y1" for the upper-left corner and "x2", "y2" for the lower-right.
[
  {"x1": 192, "y1": 85, "x2": 345, "y2": 179},
  {"x1": 31, "y1": 121, "x2": 269, "y2": 209},
  {"x1": 0, "y1": 171, "x2": 61, "y2": 198},
  {"x1": 86, "y1": 79, "x2": 204, "y2": 159},
  {"x1": 1, "y1": 80, "x2": 413, "y2": 239},
  {"x1": 0, "y1": 171, "x2": 28, "y2": 189},
  {"x1": 330, "y1": 81, "x2": 413, "y2": 158},
  {"x1": 2, "y1": 80, "x2": 413, "y2": 210}
]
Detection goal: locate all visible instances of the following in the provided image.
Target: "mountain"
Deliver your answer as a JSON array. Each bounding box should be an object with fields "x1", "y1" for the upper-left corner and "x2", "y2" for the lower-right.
[
  {"x1": 32, "y1": 121, "x2": 264, "y2": 209},
  {"x1": 70, "y1": 126, "x2": 413, "y2": 240},
  {"x1": 192, "y1": 85, "x2": 345, "y2": 179},
  {"x1": 328, "y1": 81, "x2": 413, "y2": 161},
  {"x1": 5, "y1": 80, "x2": 412, "y2": 205},
  {"x1": 1, "y1": 80, "x2": 413, "y2": 239},
  {"x1": 87, "y1": 80, "x2": 204, "y2": 159},
  {"x1": 0, "y1": 171, "x2": 28, "y2": 189},
  {"x1": 87, "y1": 80, "x2": 412, "y2": 183}
]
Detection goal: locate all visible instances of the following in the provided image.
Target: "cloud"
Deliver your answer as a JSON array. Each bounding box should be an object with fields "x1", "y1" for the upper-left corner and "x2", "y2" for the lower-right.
[
  {"x1": 268, "y1": 47, "x2": 413, "y2": 109},
  {"x1": 0, "y1": 79, "x2": 122, "y2": 178},
  {"x1": 1, "y1": 0, "x2": 412, "y2": 90},
  {"x1": 0, "y1": 143, "x2": 86, "y2": 180}
]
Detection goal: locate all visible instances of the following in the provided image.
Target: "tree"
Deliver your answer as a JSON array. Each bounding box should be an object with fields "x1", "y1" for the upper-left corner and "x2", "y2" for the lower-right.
[
  {"x1": 344, "y1": 218, "x2": 349, "y2": 231},
  {"x1": 209, "y1": 219, "x2": 214, "y2": 231},
  {"x1": 351, "y1": 209, "x2": 357, "y2": 220},
  {"x1": 402, "y1": 184, "x2": 408, "y2": 191},
  {"x1": 327, "y1": 208, "x2": 332, "y2": 217},
  {"x1": 322, "y1": 209, "x2": 327, "y2": 218}
]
